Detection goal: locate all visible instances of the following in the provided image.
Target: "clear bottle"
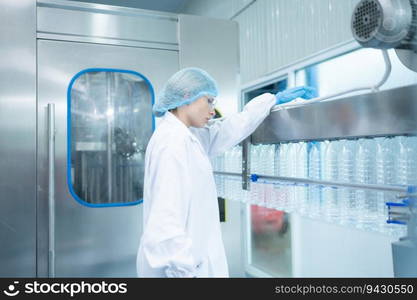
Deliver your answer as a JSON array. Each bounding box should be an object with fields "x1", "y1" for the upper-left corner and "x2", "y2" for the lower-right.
[
  {"x1": 308, "y1": 141, "x2": 321, "y2": 219},
  {"x1": 296, "y1": 142, "x2": 308, "y2": 216},
  {"x1": 235, "y1": 145, "x2": 243, "y2": 203},
  {"x1": 236, "y1": 146, "x2": 242, "y2": 201},
  {"x1": 257, "y1": 145, "x2": 268, "y2": 207},
  {"x1": 267, "y1": 145, "x2": 276, "y2": 176},
  {"x1": 215, "y1": 154, "x2": 221, "y2": 197},
  {"x1": 376, "y1": 137, "x2": 397, "y2": 234},
  {"x1": 356, "y1": 138, "x2": 377, "y2": 230},
  {"x1": 287, "y1": 143, "x2": 298, "y2": 213},
  {"x1": 229, "y1": 147, "x2": 237, "y2": 201},
  {"x1": 273, "y1": 144, "x2": 283, "y2": 210},
  {"x1": 264, "y1": 145, "x2": 276, "y2": 208},
  {"x1": 250, "y1": 145, "x2": 261, "y2": 205},
  {"x1": 395, "y1": 136, "x2": 417, "y2": 237},
  {"x1": 397, "y1": 136, "x2": 417, "y2": 185},
  {"x1": 338, "y1": 139, "x2": 357, "y2": 226},
  {"x1": 322, "y1": 140, "x2": 340, "y2": 223},
  {"x1": 278, "y1": 143, "x2": 290, "y2": 211}
]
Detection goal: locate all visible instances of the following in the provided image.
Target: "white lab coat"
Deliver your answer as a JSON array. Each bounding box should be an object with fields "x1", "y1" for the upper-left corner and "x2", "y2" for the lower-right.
[{"x1": 136, "y1": 93, "x2": 276, "y2": 277}]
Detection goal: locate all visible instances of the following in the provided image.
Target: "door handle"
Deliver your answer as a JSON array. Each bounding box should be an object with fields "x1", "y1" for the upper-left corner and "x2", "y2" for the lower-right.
[{"x1": 47, "y1": 103, "x2": 56, "y2": 278}]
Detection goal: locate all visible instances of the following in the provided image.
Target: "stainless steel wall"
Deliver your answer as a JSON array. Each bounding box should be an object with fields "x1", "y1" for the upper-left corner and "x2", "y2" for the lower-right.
[
  {"x1": 178, "y1": 14, "x2": 240, "y2": 116},
  {"x1": 182, "y1": 0, "x2": 253, "y2": 19},
  {"x1": 0, "y1": 0, "x2": 37, "y2": 276},
  {"x1": 183, "y1": 0, "x2": 361, "y2": 84},
  {"x1": 37, "y1": 0, "x2": 178, "y2": 50}
]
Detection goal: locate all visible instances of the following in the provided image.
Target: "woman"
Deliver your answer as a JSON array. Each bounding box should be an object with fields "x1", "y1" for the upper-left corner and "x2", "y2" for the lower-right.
[{"x1": 137, "y1": 67, "x2": 315, "y2": 277}]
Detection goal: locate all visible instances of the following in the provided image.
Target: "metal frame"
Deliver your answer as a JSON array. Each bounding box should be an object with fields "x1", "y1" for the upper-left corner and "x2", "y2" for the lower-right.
[
  {"x1": 37, "y1": 0, "x2": 179, "y2": 50},
  {"x1": 66, "y1": 68, "x2": 155, "y2": 207},
  {"x1": 47, "y1": 103, "x2": 56, "y2": 277},
  {"x1": 214, "y1": 172, "x2": 408, "y2": 193},
  {"x1": 0, "y1": 0, "x2": 37, "y2": 277},
  {"x1": 37, "y1": 0, "x2": 179, "y2": 18}
]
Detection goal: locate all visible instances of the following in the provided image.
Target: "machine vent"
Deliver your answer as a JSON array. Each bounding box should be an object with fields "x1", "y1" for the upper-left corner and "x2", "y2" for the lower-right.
[{"x1": 352, "y1": 0, "x2": 381, "y2": 42}]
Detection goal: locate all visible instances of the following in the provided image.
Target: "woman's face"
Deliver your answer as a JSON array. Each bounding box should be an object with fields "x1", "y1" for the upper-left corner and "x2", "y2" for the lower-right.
[{"x1": 185, "y1": 96, "x2": 216, "y2": 127}]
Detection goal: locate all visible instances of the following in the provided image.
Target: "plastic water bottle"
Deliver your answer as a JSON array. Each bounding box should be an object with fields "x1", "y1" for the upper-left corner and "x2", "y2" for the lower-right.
[
  {"x1": 259, "y1": 145, "x2": 266, "y2": 175},
  {"x1": 396, "y1": 136, "x2": 417, "y2": 237},
  {"x1": 262, "y1": 145, "x2": 275, "y2": 208},
  {"x1": 227, "y1": 147, "x2": 236, "y2": 200},
  {"x1": 287, "y1": 143, "x2": 298, "y2": 213},
  {"x1": 256, "y1": 145, "x2": 266, "y2": 207},
  {"x1": 338, "y1": 139, "x2": 357, "y2": 226},
  {"x1": 278, "y1": 143, "x2": 290, "y2": 211},
  {"x1": 235, "y1": 145, "x2": 244, "y2": 203},
  {"x1": 376, "y1": 137, "x2": 400, "y2": 234},
  {"x1": 270, "y1": 144, "x2": 279, "y2": 209},
  {"x1": 356, "y1": 138, "x2": 377, "y2": 230},
  {"x1": 397, "y1": 136, "x2": 417, "y2": 185},
  {"x1": 235, "y1": 145, "x2": 243, "y2": 202},
  {"x1": 296, "y1": 142, "x2": 308, "y2": 216},
  {"x1": 273, "y1": 144, "x2": 283, "y2": 210},
  {"x1": 308, "y1": 141, "x2": 321, "y2": 219},
  {"x1": 250, "y1": 145, "x2": 261, "y2": 205},
  {"x1": 213, "y1": 154, "x2": 222, "y2": 197},
  {"x1": 229, "y1": 147, "x2": 237, "y2": 201},
  {"x1": 266, "y1": 145, "x2": 276, "y2": 176},
  {"x1": 376, "y1": 137, "x2": 396, "y2": 185},
  {"x1": 322, "y1": 140, "x2": 340, "y2": 223}
]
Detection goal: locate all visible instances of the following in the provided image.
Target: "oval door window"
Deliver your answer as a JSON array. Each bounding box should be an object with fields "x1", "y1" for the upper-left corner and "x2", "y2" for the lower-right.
[{"x1": 68, "y1": 69, "x2": 155, "y2": 206}]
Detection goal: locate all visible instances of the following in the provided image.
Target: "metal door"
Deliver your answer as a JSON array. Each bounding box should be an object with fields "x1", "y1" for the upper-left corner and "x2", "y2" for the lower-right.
[
  {"x1": 37, "y1": 39, "x2": 178, "y2": 277},
  {"x1": 0, "y1": 0, "x2": 37, "y2": 277}
]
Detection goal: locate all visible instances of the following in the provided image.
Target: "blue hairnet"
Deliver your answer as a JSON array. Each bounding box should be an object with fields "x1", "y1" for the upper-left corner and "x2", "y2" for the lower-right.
[{"x1": 153, "y1": 67, "x2": 218, "y2": 117}]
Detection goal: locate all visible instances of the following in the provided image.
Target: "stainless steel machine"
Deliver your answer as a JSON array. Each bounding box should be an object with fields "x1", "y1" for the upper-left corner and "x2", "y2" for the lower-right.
[{"x1": 0, "y1": 0, "x2": 238, "y2": 277}]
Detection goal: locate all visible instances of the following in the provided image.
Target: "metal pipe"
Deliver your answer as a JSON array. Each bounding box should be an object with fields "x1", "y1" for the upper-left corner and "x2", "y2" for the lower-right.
[
  {"x1": 271, "y1": 49, "x2": 392, "y2": 112},
  {"x1": 106, "y1": 72, "x2": 113, "y2": 203},
  {"x1": 397, "y1": 193, "x2": 417, "y2": 199},
  {"x1": 213, "y1": 171, "x2": 408, "y2": 193},
  {"x1": 213, "y1": 171, "x2": 242, "y2": 177},
  {"x1": 47, "y1": 103, "x2": 55, "y2": 278},
  {"x1": 254, "y1": 174, "x2": 407, "y2": 193}
]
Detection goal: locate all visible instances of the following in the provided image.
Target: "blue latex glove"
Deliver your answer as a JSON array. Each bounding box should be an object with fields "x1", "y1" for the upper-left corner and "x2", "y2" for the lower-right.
[{"x1": 275, "y1": 86, "x2": 317, "y2": 105}]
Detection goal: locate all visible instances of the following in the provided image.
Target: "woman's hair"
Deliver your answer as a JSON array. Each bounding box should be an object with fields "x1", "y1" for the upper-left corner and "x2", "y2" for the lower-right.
[{"x1": 153, "y1": 67, "x2": 218, "y2": 117}]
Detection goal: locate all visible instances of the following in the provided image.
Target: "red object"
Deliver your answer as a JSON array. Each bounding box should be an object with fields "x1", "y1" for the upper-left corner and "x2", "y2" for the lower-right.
[{"x1": 251, "y1": 205, "x2": 285, "y2": 234}]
